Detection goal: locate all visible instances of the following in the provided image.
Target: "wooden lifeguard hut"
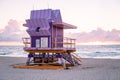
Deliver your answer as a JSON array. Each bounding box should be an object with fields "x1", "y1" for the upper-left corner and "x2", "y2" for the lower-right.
[{"x1": 22, "y1": 9, "x2": 81, "y2": 69}]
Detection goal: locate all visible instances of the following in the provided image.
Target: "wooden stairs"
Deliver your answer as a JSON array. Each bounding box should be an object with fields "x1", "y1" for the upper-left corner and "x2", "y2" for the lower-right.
[{"x1": 61, "y1": 53, "x2": 81, "y2": 66}]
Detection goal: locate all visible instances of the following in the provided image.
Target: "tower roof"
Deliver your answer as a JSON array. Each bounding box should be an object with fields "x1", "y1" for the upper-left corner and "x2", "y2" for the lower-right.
[
  {"x1": 53, "y1": 22, "x2": 77, "y2": 29},
  {"x1": 23, "y1": 9, "x2": 77, "y2": 29}
]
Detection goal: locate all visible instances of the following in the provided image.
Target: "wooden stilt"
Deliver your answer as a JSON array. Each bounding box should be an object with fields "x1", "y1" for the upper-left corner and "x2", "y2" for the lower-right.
[
  {"x1": 42, "y1": 53, "x2": 45, "y2": 63},
  {"x1": 60, "y1": 57, "x2": 66, "y2": 69},
  {"x1": 68, "y1": 52, "x2": 76, "y2": 66},
  {"x1": 63, "y1": 59, "x2": 66, "y2": 69},
  {"x1": 26, "y1": 57, "x2": 31, "y2": 65}
]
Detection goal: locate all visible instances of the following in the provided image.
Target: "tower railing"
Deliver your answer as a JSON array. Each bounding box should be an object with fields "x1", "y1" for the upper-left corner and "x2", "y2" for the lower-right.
[
  {"x1": 22, "y1": 37, "x2": 76, "y2": 50},
  {"x1": 22, "y1": 38, "x2": 31, "y2": 47},
  {"x1": 53, "y1": 37, "x2": 76, "y2": 49}
]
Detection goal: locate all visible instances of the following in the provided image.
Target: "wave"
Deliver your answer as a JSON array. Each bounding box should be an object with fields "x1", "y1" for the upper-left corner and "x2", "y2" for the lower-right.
[
  {"x1": 0, "y1": 45, "x2": 120, "y2": 58},
  {"x1": 0, "y1": 52, "x2": 27, "y2": 57}
]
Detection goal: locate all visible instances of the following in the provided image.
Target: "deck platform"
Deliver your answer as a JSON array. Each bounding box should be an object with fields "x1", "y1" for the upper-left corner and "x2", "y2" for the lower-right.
[
  {"x1": 13, "y1": 63, "x2": 73, "y2": 70},
  {"x1": 24, "y1": 47, "x2": 76, "y2": 53}
]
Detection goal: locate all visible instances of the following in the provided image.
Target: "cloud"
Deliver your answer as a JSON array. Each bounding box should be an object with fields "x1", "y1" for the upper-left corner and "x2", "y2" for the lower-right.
[
  {"x1": 65, "y1": 28, "x2": 120, "y2": 43},
  {"x1": 1, "y1": 19, "x2": 120, "y2": 44},
  {"x1": 0, "y1": 19, "x2": 28, "y2": 42}
]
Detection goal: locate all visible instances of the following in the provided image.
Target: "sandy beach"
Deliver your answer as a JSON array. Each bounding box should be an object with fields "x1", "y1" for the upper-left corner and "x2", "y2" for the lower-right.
[{"x1": 0, "y1": 56, "x2": 120, "y2": 80}]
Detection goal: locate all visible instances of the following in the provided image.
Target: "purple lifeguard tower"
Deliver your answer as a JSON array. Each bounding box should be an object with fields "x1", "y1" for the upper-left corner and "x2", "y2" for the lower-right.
[{"x1": 23, "y1": 9, "x2": 81, "y2": 68}]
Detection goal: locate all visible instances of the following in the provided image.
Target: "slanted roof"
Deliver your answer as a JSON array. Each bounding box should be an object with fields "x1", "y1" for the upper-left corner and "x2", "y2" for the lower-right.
[
  {"x1": 30, "y1": 9, "x2": 52, "y2": 19},
  {"x1": 27, "y1": 29, "x2": 51, "y2": 36},
  {"x1": 52, "y1": 10, "x2": 62, "y2": 23},
  {"x1": 53, "y1": 22, "x2": 77, "y2": 29},
  {"x1": 23, "y1": 19, "x2": 50, "y2": 29},
  {"x1": 23, "y1": 9, "x2": 77, "y2": 30}
]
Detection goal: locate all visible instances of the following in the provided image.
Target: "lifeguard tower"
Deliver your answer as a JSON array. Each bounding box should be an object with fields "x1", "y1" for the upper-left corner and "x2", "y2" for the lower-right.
[{"x1": 23, "y1": 9, "x2": 81, "y2": 69}]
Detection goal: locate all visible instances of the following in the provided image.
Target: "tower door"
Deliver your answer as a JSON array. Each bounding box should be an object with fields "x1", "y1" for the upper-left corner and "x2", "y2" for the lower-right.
[
  {"x1": 36, "y1": 39, "x2": 40, "y2": 48},
  {"x1": 40, "y1": 37, "x2": 48, "y2": 48}
]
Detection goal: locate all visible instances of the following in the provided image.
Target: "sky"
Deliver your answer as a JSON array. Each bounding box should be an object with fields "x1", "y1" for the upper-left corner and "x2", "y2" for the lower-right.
[{"x1": 0, "y1": 0, "x2": 120, "y2": 45}]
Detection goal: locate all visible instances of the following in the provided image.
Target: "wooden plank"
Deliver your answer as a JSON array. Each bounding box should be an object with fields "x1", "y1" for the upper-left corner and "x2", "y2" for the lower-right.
[
  {"x1": 24, "y1": 49, "x2": 67, "y2": 53},
  {"x1": 13, "y1": 63, "x2": 73, "y2": 70}
]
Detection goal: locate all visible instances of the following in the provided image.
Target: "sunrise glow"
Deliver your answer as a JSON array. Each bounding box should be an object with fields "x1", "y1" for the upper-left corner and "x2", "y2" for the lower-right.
[
  {"x1": 0, "y1": 0, "x2": 120, "y2": 45},
  {"x1": 78, "y1": 41, "x2": 120, "y2": 45},
  {"x1": 0, "y1": 42, "x2": 23, "y2": 46}
]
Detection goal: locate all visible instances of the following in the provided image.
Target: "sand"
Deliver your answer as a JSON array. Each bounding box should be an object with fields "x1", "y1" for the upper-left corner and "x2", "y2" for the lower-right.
[{"x1": 0, "y1": 56, "x2": 120, "y2": 80}]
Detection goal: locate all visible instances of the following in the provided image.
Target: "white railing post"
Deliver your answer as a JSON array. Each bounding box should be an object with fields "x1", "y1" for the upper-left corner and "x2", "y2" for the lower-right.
[{"x1": 55, "y1": 37, "x2": 57, "y2": 48}]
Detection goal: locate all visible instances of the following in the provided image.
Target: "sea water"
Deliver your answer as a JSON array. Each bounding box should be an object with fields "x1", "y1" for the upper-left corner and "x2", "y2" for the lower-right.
[
  {"x1": 0, "y1": 45, "x2": 120, "y2": 59},
  {"x1": 0, "y1": 46, "x2": 27, "y2": 57},
  {"x1": 76, "y1": 45, "x2": 120, "y2": 58}
]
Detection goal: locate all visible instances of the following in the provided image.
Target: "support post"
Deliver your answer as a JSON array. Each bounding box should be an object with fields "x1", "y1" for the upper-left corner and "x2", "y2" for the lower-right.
[
  {"x1": 68, "y1": 52, "x2": 75, "y2": 66},
  {"x1": 26, "y1": 57, "x2": 31, "y2": 65},
  {"x1": 26, "y1": 53, "x2": 33, "y2": 65},
  {"x1": 60, "y1": 58, "x2": 66, "y2": 69}
]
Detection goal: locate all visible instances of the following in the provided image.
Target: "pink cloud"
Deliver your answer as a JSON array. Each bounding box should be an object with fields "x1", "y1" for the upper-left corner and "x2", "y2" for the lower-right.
[
  {"x1": 0, "y1": 19, "x2": 28, "y2": 42},
  {"x1": 1, "y1": 19, "x2": 120, "y2": 44},
  {"x1": 0, "y1": 29, "x2": 4, "y2": 33},
  {"x1": 66, "y1": 28, "x2": 120, "y2": 43}
]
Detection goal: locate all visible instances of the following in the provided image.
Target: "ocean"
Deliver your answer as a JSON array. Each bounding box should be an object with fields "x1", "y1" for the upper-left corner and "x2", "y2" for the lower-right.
[{"x1": 0, "y1": 45, "x2": 120, "y2": 59}]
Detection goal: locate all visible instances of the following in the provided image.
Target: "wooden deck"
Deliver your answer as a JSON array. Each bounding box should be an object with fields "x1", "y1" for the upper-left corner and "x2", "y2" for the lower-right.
[
  {"x1": 24, "y1": 47, "x2": 76, "y2": 53},
  {"x1": 13, "y1": 63, "x2": 73, "y2": 70}
]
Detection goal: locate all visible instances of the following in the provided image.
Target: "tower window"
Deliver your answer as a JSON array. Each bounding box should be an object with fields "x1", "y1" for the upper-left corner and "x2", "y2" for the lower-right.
[{"x1": 36, "y1": 27, "x2": 40, "y2": 32}]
